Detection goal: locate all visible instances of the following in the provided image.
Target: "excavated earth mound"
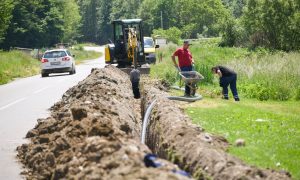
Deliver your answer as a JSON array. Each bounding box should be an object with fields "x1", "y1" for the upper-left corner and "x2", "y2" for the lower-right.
[
  {"x1": 17, "y1": 65, "x2": 291, "y2": 180},
  {"x1": 17, "y1": 66, "x2": 189, "y2": 180}
]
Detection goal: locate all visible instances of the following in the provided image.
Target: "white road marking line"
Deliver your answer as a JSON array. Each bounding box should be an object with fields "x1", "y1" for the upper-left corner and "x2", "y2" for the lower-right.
[
  {"x1": 0, "y1": 97, "x2": 27, "y2": 111},
  {"x1": 33, "y1": 87, "x2": 49, "y2": 94}
]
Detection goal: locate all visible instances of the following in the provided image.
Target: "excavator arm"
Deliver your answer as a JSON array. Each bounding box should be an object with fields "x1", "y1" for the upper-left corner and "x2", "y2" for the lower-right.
[{"x1": 127, "y1": 28, "x2": 138, "y2": 69}]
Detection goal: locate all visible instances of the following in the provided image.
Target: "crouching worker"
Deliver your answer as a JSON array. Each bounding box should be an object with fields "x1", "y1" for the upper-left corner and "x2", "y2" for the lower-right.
[
  {"x1": 212, "y1": 66, "x2": 240, "y2": 101},
  {"x1": 130, "y1": 68, "x2": 141, "y2": 99}
]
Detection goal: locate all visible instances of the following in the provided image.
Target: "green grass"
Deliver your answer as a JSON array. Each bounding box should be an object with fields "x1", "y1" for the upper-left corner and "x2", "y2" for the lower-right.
[
  {"x1": 71, "y1": 44, "x2": 102, "y2": 64},
  {"x1": 75, "y1": 42, "x2": 98, "y2": 47},
  {"x1": 151, "y1": 39, "x2": 300, "y2": 178},
  {"x1": 228, "y1": 51, "x2": 300, "y2": 101},
  {"x1": 0, "y1": 51, "x2": 40, "y2": 84},
  {"x1": 71, "y1": 49, "x2": 102, "y2": 64},
  {"x1": 151, "y1": 39, "x2": 250, "y2": 85},
  {"x1": 151, "y1": 39, "x2": 300, "y2": 101},
  {"x1": 182, "y1": 95, "x2": 300, "y2": 179},
  {"x1": 0, "y1": 47, "x2": 102, "y2": 85}
]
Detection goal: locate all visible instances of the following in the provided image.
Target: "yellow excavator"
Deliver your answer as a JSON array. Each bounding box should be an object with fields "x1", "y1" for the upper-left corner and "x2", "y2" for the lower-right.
[{"x1": 105, "y1": 19, "x2": 152, "y2": 74}]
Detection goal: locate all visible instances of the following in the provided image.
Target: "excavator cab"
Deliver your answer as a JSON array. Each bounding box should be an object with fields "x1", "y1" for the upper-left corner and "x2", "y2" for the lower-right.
[{"x1": 105, "y1": 19, "x2": 149, "y2": 74}]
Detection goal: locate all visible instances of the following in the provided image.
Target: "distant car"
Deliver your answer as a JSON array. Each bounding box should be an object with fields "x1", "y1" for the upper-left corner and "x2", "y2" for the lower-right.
[
  {"x1": 144, "y1": 37, "x2": 159, "y2": 64},
  {"x1": 41, "y1": 49, "x2": 76, "y2": 77}
]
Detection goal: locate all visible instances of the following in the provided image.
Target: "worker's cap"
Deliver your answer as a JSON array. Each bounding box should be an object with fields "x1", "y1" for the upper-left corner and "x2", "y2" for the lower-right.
[{"x1": 183, "y1": 40, "x2": 192, "y2": 45}]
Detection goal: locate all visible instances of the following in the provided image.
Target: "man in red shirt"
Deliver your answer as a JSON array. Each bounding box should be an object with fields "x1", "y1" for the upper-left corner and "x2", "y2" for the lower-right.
[{"x1": 171, "y1": 40, "x2": 195, "y2": 96}]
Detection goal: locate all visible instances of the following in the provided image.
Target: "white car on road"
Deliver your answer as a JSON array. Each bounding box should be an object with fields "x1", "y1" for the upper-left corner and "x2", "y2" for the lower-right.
[{"x1": 41, "y1": 49, "x2": 76, "y2": 77}]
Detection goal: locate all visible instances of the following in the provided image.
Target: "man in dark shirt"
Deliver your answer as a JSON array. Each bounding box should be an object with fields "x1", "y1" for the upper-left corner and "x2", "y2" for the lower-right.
[
  {"x1": 212, "y1": 66, "x2": 240, "y2": 101},
  {"x1": 171, "y1": 40, "x2": 194, "y2": 96}
]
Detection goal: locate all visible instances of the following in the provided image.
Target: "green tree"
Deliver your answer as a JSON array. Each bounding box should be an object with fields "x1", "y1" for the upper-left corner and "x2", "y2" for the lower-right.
[
  {"x1": 221, "y1": 0, "x2": 246, "y2": 18},
  {"x1": 152, "y1": 27, "x2": 182, "y2": 44},
  {"x1": 77, "y1": 0, "x2": 113, "y2": 44},
  {"x1": 78, "y1": 0, "x2": 100, "y2": 43},
  {"x1": 110, "y1": 0, "x2": 142, "y2": 20},
  {"x1": 177, "y1": 0, "x2": 228, "y2": 37},
  {"x1": 0, "y1": 0, "x2": 64, "y2": 49},
  {"x1": 62, "y1": 0, "x2": 81, "y2": 43},
  {"x1": 138, "y1": 0, "x2": 158, "y2": 36},
  {"x1": 140, "y1": 0, "x2": 228, "y2": 38},
  {"x1": 97, "y1": 0, "x2": 113, "y2": 43},
  {"x1": 240, "y1": 0, "x2": 300, "y2": 51},
  {"x1": 288, "y1": 2, "x2": 300, "y2": 50},
  {"x1": 0, "y1": 0, "x2": 14, "y2": 43},
  {"x1": 232, "y1": 0, "x2": 246, "y2": 18}
]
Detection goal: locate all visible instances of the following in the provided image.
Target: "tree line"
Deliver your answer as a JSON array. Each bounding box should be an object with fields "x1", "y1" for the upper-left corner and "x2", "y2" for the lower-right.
[
  {"x1": 0, "y1": 0, "x2": 81, "y2": 50},
  {"x1": 0, "y1": 0, "x2": 299, "y2": 51},
  {"x1": 222, "y1": 0, "x2": 300, "y2": 51}
]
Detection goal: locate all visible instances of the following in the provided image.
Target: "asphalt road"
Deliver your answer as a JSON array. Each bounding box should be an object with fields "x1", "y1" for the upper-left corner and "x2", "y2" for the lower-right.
[{"x1": 0, "y1": 46, "x2": 105, "y2": 179}]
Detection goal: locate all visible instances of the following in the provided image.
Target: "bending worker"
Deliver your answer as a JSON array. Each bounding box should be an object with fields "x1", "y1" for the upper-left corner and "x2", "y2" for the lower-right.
[
  {"x1": 171, "y1": 40, "x2": 194, "y2": 96},
  {"x1": 212, "y1": 66, "x2": 240, "y2": 101}
]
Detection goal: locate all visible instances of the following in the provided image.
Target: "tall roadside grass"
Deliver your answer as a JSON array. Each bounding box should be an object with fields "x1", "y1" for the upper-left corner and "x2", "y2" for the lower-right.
[
  {"x1": 150, "y1": 39, "x2": 300, "y2": 101},
  {"x1": 228, "y1": 52, "x2": 300, "y2": 101},
  {"x1": 191, "y1": 40, "x2": 249, "y2": 84},
  {"x1": 151, "y1": 39, "x2": 249, "y2": 86},
  {"x1": 72, "y1": 44, "x2": 102, "y2": 64},
  {"x1": 151, "y1": 39, "x2": 249, "y2": 84},
  {"x1": 0, "y1": 46, "x2": 102, "y2": 85},
  {"x1": 150, "y1": 42, "x2": 178, "y2": 84},
  {"x1": 71, "y1": 49, "x2": 102, "y2": 64},
  {"x1": 0, "y1": 51, "x2": 40, "y2": 85}
]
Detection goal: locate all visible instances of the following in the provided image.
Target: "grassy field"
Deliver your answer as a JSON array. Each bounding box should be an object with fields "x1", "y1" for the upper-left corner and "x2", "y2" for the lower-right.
[
  {"x1": 0, "y1": 47, "x2": 102, "y2": 85},
  {"x1": 182, "y1": 95, "x2": 300, "y2": 179},
  {"x1": 71, "y1": 44, "x2": 102, "y2": 64},
  {"x1": 0, "y1": 51, "x2": 40, "y2": 84},
  {"x1": 151, "y1": 39, "x2": 300, "y2": 101},
  {"x1": 71, "y1": 49, "x2": 101, "y2": 64},
  {"x1": 151, "y1": 39, "x2": 300, "y2": 179},
  {"x1": 151, "y1": 39, "x2": 249, "y2": 84}
]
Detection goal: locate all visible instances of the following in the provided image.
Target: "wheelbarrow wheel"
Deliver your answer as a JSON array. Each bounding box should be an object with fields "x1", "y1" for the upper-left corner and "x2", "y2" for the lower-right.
[
  {"x1": 190, "y1": 89, "x2": 196, "y2": 96},
  {"x1": 190, "y1": 84, "x2": 197, "y2": 96}
]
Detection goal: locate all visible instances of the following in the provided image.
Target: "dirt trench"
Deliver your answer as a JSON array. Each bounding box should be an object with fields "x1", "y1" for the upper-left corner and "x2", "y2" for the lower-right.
[
  {"x1": 17, "y1": 65, "x2": 291, "y2": 180},
  {"x1": 142, "y1": 85, "x2": 291, "y2": 180},
  {"x1": 17, "y1": 66, "x2": 189, "y2": 180}
]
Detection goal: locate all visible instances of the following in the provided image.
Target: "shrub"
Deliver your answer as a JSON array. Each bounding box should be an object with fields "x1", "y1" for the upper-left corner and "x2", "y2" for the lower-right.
[
  {"x1": 221, "y1": 0, "x2": 300, "y2": 51},
  {"x1": 74, "y1": 45, "x2": 84, "y2": 51},
  {"x1": 240, "y1": 83, "x2": 255, "y2": 98},
  {"x1": 257, "y1": 86, "x2": 270, "y2": 101},
  {"x1": 272, "y1": 86, "x2": 291, "y2": 101},
  {"x1": 152, "y1": 27, "x2": 182, "y2": 45},
  {"x1": 295, "y1": 87, "x2": 300, "y2": 101},
  {"x1": 195, "y1": 64, "x2": 213, "y2": 84},
  {"x1": 164, "y1": 70, "x2": 178, "y2": 85}
]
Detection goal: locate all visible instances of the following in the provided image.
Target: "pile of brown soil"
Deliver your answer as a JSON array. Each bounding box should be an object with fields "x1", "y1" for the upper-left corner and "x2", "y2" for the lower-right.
[
  {"x1": 143, "y1": 86, "x2": 291, "y2": 180},
  {"x1": 17, "y1": 66, "x2": 189, "y2": 180},
  {"x1": 17, "y1": 65, "x2": 291, "y2": 180}
]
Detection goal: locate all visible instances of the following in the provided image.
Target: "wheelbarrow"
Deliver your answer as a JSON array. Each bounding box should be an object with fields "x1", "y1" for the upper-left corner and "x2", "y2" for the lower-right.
[{"x1": 179, "y1": 71, "x2": 204, "y2": 96}]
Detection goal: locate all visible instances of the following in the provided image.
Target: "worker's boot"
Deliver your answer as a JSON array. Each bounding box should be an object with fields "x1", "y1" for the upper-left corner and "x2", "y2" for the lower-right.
[
  {"x1": 223, "y1": 94, "x2": 229, "y2": 100},
  {"x1": 234, "y1": 95, "x2": 240, "y2": 101},
  {"x1": 234, "y1": 97, "x2": 240, "y2": 101}
]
